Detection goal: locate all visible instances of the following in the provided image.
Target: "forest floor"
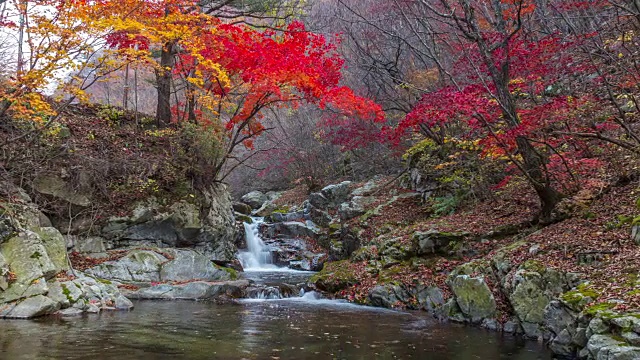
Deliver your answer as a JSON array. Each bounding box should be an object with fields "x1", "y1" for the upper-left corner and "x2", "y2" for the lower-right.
[{"x1": 277, "y1": 175, "x2": 640, "y2": 313}]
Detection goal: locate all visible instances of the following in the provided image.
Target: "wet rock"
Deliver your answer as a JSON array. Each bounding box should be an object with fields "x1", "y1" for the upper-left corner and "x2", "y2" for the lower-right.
[
  {"x1": 241, "y1": 191, "x2": 268, "y2": 209},
  {"x1": 56, "y1": 307, "x2": 84, "y2": 317},
  {"x1": 289, "y1": 253, "x2": 326, "y2": 272},
  {"x1": 503, "y1": 319, "x2": 523, "y2": 334},
  {"x1": 544, "y1": 300, "x2": 581, "y2": 356},
  {"x1": 368, "y1": 284, "x2": 410, "y2": 308},
  {"x1": 267, "y1": 211, "x2": 306, "y2": 223},
  {"x1": 412, "y1": 285, "x2": 445, "y2": 313},
  {"x1": 449, "y1": 275, "x2": 497, "y2": 321},
  {"x1": 232, "y1": 202, "x2": 252, "y2": 215},
  {"x1": 0, "y1": 295, "x2": 60, "y2": 319}
]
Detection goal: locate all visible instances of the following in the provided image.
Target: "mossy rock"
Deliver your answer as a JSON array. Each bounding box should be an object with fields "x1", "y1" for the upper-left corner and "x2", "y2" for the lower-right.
[
  {"x1": 521, "y1": 259, "x2": 546, "y2": 273},
  {"x1": 235, "y1": 214, "x2": 253, "y2": 224},
  {"x1": 309, "y1": 260, "x2": 357, "y2": 293},
  {"x1": 561, "y1": 283, "x2": 600, "y2": 312},
  {"x1": 449, "y1": 275, "x2": 497, "y2": 320},
  {"x1": 216, "y1": 265, "x2": 238, "y2": 280},
  {"x1": 33, "y1": 227, "x2": 69, "y2": 274}
]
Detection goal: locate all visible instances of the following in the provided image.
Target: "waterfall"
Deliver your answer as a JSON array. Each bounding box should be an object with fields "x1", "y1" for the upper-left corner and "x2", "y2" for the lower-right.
[{"x1": 238, "y1": 218, "x2": 277, "y2": 270}]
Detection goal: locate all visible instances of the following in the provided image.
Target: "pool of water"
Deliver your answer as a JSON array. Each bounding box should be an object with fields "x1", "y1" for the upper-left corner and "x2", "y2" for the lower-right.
[{"x1": 1, "y1": 296, "x2": 551, "y2": 360}]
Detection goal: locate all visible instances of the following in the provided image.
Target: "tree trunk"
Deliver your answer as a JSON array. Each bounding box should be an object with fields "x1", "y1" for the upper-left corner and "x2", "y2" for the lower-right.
[
  {"x1": 155, "y1": 41, "x2": 175, "y2": 126},
  {"x1": 516, "y1": 136, "x2": 561, "y2": 224}
]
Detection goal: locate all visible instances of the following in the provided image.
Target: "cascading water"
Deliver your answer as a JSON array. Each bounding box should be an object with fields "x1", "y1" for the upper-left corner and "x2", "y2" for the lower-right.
[
  {"x1": 238, "y1": 217, "x2": 318, "y2": 300},
  {"x1": 238, "y1": 218, "x2": 277, "y2": 270}
]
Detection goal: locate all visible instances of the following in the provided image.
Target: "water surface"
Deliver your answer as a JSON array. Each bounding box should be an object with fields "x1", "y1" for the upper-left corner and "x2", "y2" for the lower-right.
[{"x1": 1, "y1": 298, "x2": 551, "y2": 360}]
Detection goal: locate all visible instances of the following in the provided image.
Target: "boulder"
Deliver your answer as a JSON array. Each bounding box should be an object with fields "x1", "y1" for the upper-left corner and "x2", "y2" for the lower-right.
[
  {"x1": 351, "y1": 178, "x2": 382, "y2": 196},
  {"x1": 0, "y1": 215, "x2": 17, "y2": 244},
  {"x1": 449, "y1": 275, "x2": 497, "y2": 321},
  {"x1": 127, "y1": 280, "x2": 249, "y2": 301},
  {"x1": 0, "y1": 295, "x2": 60, "y2": 319},
  {"x1": 309, "y1": 260, "x2": 356, "y2": 293},
  {"x1": 160, "y1": 249, "x2": 230, "y2": 282},
  {"x1": 544, "y1": 300, "x2": 582, "y2": 356},
  {"x1": 122, "y1": 220, "x2": 178, "y2": 246},
  {"x1": 253, "y1": 201, "x2": 277, "y2": 217},
  {"x1": 33, "y1": 227, "x2": 69, "y2": 273},
  {"x1": 338, "y1": 196, "x2": 375, "y2": 220},
  {"x1": 86, "y1": 249, "x2": 167, "y2": 282},
  {"x1": 241, "y1": 191, "x2": 268, "y2": 209},
  {"x1": 309, "y1": 207, "x2": 331, "y2": 227},
  {"x1": 47, "y1": 280, "x2": 83, "y2": 308},
  {"x1": 263, "y1": 221, "x2": 319, "y2": 239},
  {"x1": 412, "y1": 230, "x2": 466, "y2": 256},
  {"x1": 0, "y1": 231, "x2": 56, "y2": 303},
  {"x1": 368, "y1": 284, "x2": 410, "y2": 308},
  {"x1": 33, "y1": 174, "x2": 91, "y2": 207},
  {"x1": 309, "y1": 192, "x2": 330, "y2": 210},
  {"x1": 320, "y1": 181, "x2": 352, "y2": 208},
  {"x1": 379, "y1": 237, "x2": 416, "y2": 261},
  {"x1": 413, "y1": 285, "x2": 446, "y2": 313},
  {"x1": 73, "y1": 236, "x2": 107, "y2": 254},
  {"x1": 586, "y1": 334, "x2": 640, "y2": 360},
  {"x1": 232, "y1": 202, "x2": 252, "y2": 215},
  {"x1": 632, "y1": 225, "x2": 640, "y2": 245},
  {"x1": 507, "y1": 262, "x2": 578, "y2": 338}
]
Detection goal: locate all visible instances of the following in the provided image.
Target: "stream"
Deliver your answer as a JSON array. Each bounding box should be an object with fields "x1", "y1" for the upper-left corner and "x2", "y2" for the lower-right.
[{"x1": 0, "y1": 220, "x2": 553, "y2": 359}]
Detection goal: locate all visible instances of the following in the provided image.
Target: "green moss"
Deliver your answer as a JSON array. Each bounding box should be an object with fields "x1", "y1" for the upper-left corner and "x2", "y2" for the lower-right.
[
  {"x1": 585, "y1": 302, "x2": 617, "y2": 316},
  {"x1": 61, "y1": 283, "x2": 76, "y2": 304},
  {"x1": 236, "y1": 214, "x2": 253, "y2": 224},
  {"x1": 272, "y1": 206, "x2": 290, "y2": 214},
  {"x1": 378, "y1": 263, "x2": 409, "y2": 284},
  {"x1": 522, "y1": 259, "x2": 546, "y2": 273},
  {"x1": 627, "y1": 289, "x2": 640, "y2": 296},
  {"x1": 97, "y1": 278, "x2": 112, "y2": 285},
  {"x1": 309, "y1": 260, "x2": 356, "y2": 292},
  {"x1": 561, "y1": 284, "x2": 601, "y2": 311},
  {"x1": 328, "y1": 223, "x2": 342, "y2": 235},
  {"x1": 217, "y1": 265, "x2": 238, "y2": 280},
  {"x1": 30, "y1": 251, "x2": 42, "y2": 259}
]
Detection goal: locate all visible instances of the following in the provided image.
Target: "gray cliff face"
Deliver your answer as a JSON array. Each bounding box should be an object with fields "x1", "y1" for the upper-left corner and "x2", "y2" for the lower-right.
[{"x1": 90, "y1": 183, "x2": 238, "y2": 264}]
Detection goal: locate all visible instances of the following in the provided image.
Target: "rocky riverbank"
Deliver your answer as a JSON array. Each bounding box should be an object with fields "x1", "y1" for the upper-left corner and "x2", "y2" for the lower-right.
[
  {"x1": 237, "y1": 177, "x2": 640, "y2": 360},
  {"x1": 3, "y1": 165, "x2": 640, "y2": 359}
]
